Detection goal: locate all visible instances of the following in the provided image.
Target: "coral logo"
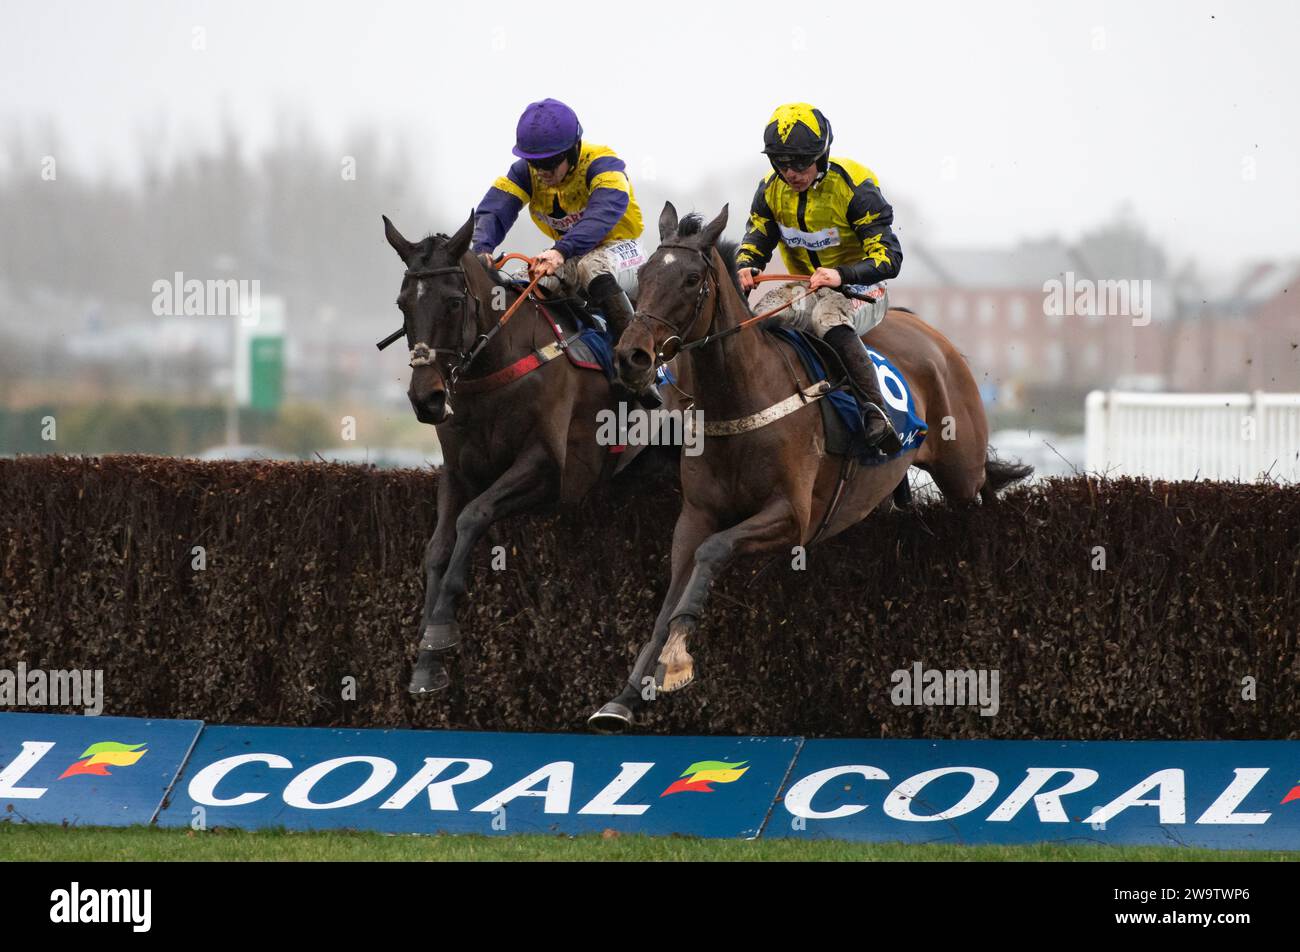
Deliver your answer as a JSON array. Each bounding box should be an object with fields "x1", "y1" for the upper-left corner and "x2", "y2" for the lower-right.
[
  {"x1": 660, "y1": 760, "x2": 749, "y2": 797},
  {"x1": 1283, "y1": 784, "x2": 1300, "y2": 805},
  {"x1": 57, "y1": 742, "x2": 148, "y2": 780}
]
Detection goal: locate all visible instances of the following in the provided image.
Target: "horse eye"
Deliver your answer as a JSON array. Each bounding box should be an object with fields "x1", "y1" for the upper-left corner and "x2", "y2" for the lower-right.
[{"x1": 684, "y1": 272, "x2": 701, "y2": 286}]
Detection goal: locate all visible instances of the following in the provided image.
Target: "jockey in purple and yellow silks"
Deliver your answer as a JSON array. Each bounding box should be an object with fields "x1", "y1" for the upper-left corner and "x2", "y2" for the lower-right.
[
  {"x1": 736, "y1": 103, "x2": 903, "y2": 453},
  {"x1": 471, "y1": 99, "x2": 660, "y2": 405}
]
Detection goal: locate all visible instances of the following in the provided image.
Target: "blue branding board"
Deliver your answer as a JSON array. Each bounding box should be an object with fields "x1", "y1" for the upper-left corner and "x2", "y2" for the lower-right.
[
  {"x1": 0, "y1": 712, "x2": 203, "y2": 826},
  {"x1": 768, "y1": 739, "x2": 1300, "y2": 850},
  {"x1": 158, "y1": 726, "x2": 800, "y2": 839},
  {"x1": 5, "y1": 713, "x2": 1298, "y2": 850}
]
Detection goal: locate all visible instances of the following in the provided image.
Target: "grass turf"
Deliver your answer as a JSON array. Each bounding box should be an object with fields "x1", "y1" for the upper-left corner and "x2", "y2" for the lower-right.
[{"x1": 2, "y1": 823, "x2": 1296, "y2": 861}]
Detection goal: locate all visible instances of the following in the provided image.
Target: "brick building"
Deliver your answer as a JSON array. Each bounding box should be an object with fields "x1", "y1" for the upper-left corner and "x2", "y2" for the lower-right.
[{"x1": 883, "y1": 243, "x2": 1297, "y2": 398}]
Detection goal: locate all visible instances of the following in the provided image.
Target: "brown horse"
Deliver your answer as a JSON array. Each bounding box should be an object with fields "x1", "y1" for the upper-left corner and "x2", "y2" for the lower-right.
[
  {"x1": 383, "y1": 212, "x2": 667, "y2": 695},
  {"x1": 588, "y1": 203, "x2": 1032, "y2": 732}
]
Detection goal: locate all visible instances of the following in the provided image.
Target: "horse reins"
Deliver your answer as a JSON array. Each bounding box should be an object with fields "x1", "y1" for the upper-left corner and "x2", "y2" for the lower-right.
[{"x1": 633, "y1": 244, "x2": 818, "y2": 364}]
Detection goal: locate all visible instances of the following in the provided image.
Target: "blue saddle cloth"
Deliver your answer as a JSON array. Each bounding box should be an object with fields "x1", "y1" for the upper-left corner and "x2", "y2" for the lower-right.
[
  {"x1": 767, "y1": 325, "x2": 927, "y2": 463},
  {"x1": 566, "y1": 326, "x2": 614, "y2": 373}
]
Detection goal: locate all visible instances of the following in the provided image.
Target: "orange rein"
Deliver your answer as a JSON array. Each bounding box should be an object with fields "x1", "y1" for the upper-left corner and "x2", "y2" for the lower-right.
[
  {"x1": 492, "y1": 252, "x2": 536, "y2": 271},
  {"x1": 489, "y1": 253, "x2": 545, "y2": 327},
  {"x1": 734, "y1": 273, "x2": 816, "y2": 332},
  {"x1": 487, "y1": 256, "x2": 816, "y2": 340}
]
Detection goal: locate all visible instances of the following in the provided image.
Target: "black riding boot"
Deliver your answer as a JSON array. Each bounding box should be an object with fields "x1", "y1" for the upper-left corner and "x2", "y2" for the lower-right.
[
  {"x1": 589, "y1": 273, "x2": 663, "y2": 409},
  {"x1": 823, "y1": 324, "x2": 902, "y2": 454}
]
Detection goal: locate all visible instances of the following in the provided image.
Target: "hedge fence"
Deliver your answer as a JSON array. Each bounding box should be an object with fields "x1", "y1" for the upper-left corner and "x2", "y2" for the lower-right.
[{"x1": 1, "y1": 454, "x2": 1296, "y2": 738}]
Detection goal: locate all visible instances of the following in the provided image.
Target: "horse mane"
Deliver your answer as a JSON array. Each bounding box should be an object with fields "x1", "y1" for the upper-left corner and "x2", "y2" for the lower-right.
[
  {"x1": 410, "y1": 231, "x2": 486, "y2": 274},
  {"x1": 674, "y1": 213, "x2": 749, "y2": 310},
  {"x1": 676, "y1": 212, "x2": 705, "y2": 237}
]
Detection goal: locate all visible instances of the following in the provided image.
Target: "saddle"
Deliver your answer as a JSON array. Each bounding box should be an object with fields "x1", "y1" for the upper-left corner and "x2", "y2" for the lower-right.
[
  {"x1": 764, "y1": 325, "x2": 869, "y2": 460},
  {"x1": 766, "y1": 323, "x2": 923, "y2": 516},
  {"x1": 476, "y1": 266, "x2": 621, "y2": 379},
  {"x1": 486, "y1": 266, "x2": 613, "y2": 336}
]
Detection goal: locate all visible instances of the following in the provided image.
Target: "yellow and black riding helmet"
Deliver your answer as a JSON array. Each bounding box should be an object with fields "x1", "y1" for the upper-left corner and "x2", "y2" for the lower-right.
[{"x1": 761, "y1": 103, "x2": 833, "y2": 181}]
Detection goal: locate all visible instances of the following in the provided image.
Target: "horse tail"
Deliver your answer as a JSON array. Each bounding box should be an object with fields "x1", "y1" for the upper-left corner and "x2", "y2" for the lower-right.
[{"x1": 981, "y1": 452, "x2": 1034, "y2": 503}]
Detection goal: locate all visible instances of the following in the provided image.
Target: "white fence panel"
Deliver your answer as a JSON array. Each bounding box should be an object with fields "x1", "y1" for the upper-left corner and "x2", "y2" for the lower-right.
[{"x1": 1085, "y1": 391, "x2": 1300, "y2": 482}]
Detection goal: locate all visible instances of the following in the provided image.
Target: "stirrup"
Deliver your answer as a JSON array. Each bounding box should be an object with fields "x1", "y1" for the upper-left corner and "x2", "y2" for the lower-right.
[{"x1": 862, "y1": 403, "x2": 902, "y2": 454}]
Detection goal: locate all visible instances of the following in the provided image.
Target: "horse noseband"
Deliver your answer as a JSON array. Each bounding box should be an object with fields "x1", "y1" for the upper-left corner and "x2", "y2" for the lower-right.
[{"x1": 409, "y1": 342, "x2": 438, "y2": 367}]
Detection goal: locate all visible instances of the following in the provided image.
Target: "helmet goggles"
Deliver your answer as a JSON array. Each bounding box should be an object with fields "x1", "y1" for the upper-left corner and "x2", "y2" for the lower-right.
[
  {"x1": 526, "y1": 151, "x2": 569, "y2": 172},
  {"x1": 771, "y1": 153, "x2": 820, "y2": 172}
]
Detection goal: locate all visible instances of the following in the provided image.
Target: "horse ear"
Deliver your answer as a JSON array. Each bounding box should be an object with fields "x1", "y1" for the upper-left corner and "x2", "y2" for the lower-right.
[
  {"x1": 383, "y1": 215, "x2": 414, "y2": 263},
  {"x1": 658, "y1": 201, "x2": 679, "y2": 241},
  {"x1": 698, "y1": 204, "x2": 729, "y2": 248},
  {"x1": 445, "y1": 210, "x2": 476, "y2": 261}
]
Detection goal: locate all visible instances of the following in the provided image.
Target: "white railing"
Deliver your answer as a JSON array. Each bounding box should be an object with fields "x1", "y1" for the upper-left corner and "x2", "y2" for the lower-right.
[{"x1": 1085, "y1": 390, "x2": 1300, "y2": 482}]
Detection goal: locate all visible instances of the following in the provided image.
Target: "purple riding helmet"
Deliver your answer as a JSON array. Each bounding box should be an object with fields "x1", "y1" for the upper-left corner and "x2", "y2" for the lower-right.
[{"x1": 512, "y1": 98, "x2": 583, "y2": 161}]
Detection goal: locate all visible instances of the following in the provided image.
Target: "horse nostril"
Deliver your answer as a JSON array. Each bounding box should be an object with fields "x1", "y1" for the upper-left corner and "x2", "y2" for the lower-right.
[{"x1": 623, "y1": 349, "x2": 652, "y2": 372}]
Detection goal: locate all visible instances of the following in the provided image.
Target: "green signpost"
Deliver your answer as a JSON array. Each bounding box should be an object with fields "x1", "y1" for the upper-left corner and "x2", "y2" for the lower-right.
[
  {"x1": 249, "y1": 335, "x2": 284, "y2": 411},
  {"x1": 237, "y1": 295, "x2": 285, "y2": 413}
]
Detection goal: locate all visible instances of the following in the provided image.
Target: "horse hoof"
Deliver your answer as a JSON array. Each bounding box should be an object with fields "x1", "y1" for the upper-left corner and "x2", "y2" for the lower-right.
[
  {"x1": 408, "y1": 657, "x2": 450, "y2": 696},
  {"x1": 658, "y1": 665, "x2": 694, "y2": 693},
  {"x1": 657, "y1": 636, "x2": 694, "y2": 693},
  {"x1": 587, "y1": 702, "x2": 634, "y2": 734},
  {"x1": 420, "y1": 621, "x2": 460, "y2": 652}
]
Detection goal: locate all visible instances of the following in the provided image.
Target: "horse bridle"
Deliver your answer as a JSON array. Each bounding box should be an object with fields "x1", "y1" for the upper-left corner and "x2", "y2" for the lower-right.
[
  {"x1": 634, "y1": 243, "x2": 824, "y2": 373},
  {"x1": 631, "y1": 242, "x2": 719, "y2": 366},
  {"x1": 386, "y1": 264, "x2": 487, "y2": 388}
]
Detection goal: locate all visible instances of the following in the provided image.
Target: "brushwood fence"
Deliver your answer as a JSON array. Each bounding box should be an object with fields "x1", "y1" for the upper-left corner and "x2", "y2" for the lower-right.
[{"x1": 1, "y1": 454, "x2": 1297, "y2": 738}]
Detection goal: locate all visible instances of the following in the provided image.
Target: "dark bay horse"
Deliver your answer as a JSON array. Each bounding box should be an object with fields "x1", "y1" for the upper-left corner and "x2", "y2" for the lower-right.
[
  {"x1": 383, "y1": 213, "x2": 663, "y2": 695},
  {"x1": 587, "y1": 203, "x2": 1032, "y2": 732}
]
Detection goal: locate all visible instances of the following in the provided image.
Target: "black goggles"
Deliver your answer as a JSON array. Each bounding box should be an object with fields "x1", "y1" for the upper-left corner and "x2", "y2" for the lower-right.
[
  {"x1": 527, "y1": 152, "x2": 569, "y2": 172},
  {"x1": 772, "y1": 154, "x2": 819, "y2": 172}
]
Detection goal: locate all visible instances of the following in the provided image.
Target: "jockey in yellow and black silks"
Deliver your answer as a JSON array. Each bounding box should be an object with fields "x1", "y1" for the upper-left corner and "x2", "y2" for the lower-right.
[
  {"x1": 735, "y1": 103, "x2": 903, "y2": 452},
  {"x1": 471, "y1": 99, "x2": 660, "y2": 405}
]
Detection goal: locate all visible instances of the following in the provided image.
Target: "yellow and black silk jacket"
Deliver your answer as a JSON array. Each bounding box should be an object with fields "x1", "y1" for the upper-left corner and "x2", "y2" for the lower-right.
[{"x1": 735, "y1": 157, "x2": 902, "y2": 287}]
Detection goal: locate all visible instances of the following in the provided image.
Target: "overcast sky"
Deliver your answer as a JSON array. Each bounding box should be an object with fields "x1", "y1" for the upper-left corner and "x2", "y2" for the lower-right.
[{"x1": 3, "y1": 0, "x2": 1298, "y2": 270}]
